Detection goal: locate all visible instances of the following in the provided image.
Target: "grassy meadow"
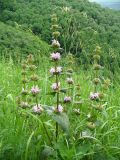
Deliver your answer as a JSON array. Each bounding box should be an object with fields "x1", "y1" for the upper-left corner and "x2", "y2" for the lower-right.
[{"x1": 0, "y1": 58, "x2": 120, "y2": 159}]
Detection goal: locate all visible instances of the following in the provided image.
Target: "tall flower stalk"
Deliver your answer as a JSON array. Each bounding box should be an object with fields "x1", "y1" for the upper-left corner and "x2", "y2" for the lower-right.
[
  {"x1": 50, "y1": 14, "x2": 62, "y2": 141},
  {"x1": 87, "y1": 46, "x2": 103, "y2": 129}
]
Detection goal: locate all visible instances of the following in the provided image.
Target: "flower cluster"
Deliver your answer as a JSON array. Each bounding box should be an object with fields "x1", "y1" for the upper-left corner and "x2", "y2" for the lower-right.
[
  {"x1": 18, "y1": 54, "x2": 43, "y2": 114},
  {"x1": 50, "y1": 14, "x2": 64, "y2": 114},
  {"x1": 87, "y1": 46, "x2": 105, "y2": 129},
  {"x1": 50, "y1": 67, "x2": 62, "y2": 75},
  {"x1": 90, "y1": 92, "x2": 100, "y2": 101}
]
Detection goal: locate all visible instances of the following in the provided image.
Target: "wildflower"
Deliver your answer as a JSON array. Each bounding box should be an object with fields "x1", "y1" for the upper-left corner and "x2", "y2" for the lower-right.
[
  {"x1": 57, "y1": 105, "x2": 63, "y2": 113},
  {"x1": 50, "y1": 67, "x2": 62, "y2": 75},
  {"x1": 52, "y1": 40, "x2": 60, "y2": 48},
  {"x1": 67, "y1": 77, "x2": 74, "y2": 84},
  {"x1": 90, "y1": 92, "x2": 99, "y2": 100},
  {"x1": 51, "y1": 82, "x2": 60, "y2": 90},
  {"x1": 51, "y1": 52, "x2": 61, "y2": 61},
  {"x1": 64, "y1": 96, "x2": 71, "y2": 103},
  {"x1": 32, "y1": 104, "x2": 43, "y2": 114},
  {"x1": 52, "y1": 31, "x2": 60, "y2": 38},
  {"x1": 31, "y1": 86, "x2": 40, "y2": 95}
]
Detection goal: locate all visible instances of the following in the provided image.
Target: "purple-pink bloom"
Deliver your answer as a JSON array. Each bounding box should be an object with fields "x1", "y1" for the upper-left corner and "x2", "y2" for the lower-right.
[
  {"x1": 31, "y1": 86, "x2": 40, "y2": 95},
  {"x1": 51, "y1": 82, "x2": 60, "y2": 90},
  {"x1": 90, "y1": 92, "x2": 99, "y2": 100},
  {"x1": 50, "y1": 66, "x2": 62, "y2": 75},
  {"x1": 67, "y1": 77, "x2": 74, "y2": 84},
  {"x1": 32, "y1": 104, "x2": 43, "y2": 114},
  {"x1": 51, "y1": 52, "x2": 61, "y2": 61},
  {"x1": 52, "y1": 40, "x2": 60, "y2": 48},
  {"x1": 64, "y1": 96, "x2": 71, "y2": 103},
  {"x1": 57, "y1": 105, "x2": 63, "y2": 113}
]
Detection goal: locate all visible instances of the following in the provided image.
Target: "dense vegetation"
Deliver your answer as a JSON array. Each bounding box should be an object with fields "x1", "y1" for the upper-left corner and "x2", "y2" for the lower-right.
[
  {"x1": 0, "y1": 0, "x2": 120, "y2": 70},
  {"x1": 0, "y1": 0, "x2": 120, "y2": 160}
]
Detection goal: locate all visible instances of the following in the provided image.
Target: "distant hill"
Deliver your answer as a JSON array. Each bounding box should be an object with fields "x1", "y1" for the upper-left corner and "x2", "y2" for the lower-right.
[
  {"x1": 0, "y1": 21, "x2": 49, "y2": 60},
  {"x1": 0, "y1": 0, "x2": 120, "y2": 70}
]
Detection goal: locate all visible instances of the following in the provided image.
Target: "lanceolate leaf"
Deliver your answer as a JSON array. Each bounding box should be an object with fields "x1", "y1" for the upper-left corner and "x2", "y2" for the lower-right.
[{"x1": 52, "y1": 113, "x2": 69, "y2": 133}]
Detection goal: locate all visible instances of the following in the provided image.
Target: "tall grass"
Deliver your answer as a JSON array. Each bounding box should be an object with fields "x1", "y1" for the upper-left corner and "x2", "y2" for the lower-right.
[{"x1": 0, "y1": 59, "x2": 120, "y2": 159}]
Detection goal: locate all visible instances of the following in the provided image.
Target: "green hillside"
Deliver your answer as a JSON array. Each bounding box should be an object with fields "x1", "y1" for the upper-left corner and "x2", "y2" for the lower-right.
[{"x1": 0, "y1": 0, "x2": 120, "y2": 70}]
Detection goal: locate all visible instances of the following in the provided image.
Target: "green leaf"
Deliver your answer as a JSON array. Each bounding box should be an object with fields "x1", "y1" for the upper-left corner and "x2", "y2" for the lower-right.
[
  {"x1": 40, "y1": 146, "x2": 54, "y2": 160},
  {"x1": 52, "y1": 113, "x2": 69, "y2": 133}
]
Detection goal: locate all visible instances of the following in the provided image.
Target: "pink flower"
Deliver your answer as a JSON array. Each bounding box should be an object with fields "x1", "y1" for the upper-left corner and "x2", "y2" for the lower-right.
[
  {"x1": 31, "y1": 86, "x2": 40, "y2": 95},
  {"x1": 51, "y1": 82, "x2": 60, "y2": 90},
  {"x1": 57, "y1": 105, "x2": 63, "y2": 113},
  {"x1": 51, "y1": 52, "x2": 61, "y2": 61},
  {"x1": 64, "y1": 96, "x2": 71, "y2": 103},
  {"x1": 32, "y1": 104, "x2": 43, "y2": 114},
  {"x1": 90, "y1": 92, "x2": 99, "y2": 100},
  {"x1": 52, "y1": 40, "x2": 60, "y2": 48},
  {"x1": 50, "y1": 67, "x2": 62, "y2": 75},
  {"x1": 67, "y1": 77, "x2": 74, "y2": 84}
]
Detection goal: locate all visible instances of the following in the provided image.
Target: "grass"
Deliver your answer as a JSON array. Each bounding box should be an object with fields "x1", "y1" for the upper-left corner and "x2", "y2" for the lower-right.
[{"x1": 0, "y1": 59, "x2": 120, "y2": 160}]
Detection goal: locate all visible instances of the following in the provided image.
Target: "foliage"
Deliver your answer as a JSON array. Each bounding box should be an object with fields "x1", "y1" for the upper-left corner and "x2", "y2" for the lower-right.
[
  {"x1": 0, "y1": 0, "x2": 120, "y2": 70},
  {"x1": 0, "y1": 21, "x2": 49, "y2": 60}
]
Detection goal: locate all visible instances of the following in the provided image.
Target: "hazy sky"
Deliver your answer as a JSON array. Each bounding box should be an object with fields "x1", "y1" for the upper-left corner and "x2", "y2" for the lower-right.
[{"x1": 89, "y1": 0, "x2": 120, "y2": 2}]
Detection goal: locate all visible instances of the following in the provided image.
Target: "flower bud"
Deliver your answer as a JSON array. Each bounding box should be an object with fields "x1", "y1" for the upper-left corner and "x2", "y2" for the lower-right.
[
  {"x1": 93, "y1": 55, "x2": 100, "y2": 61},
  {"x1": 51, "y1": 52, "x2": 61, "y2": 61},
  {"x1": 67, "y1": 77, "x2": 74, "y2": 84},
  {"x1": 51, "y1": 82, "x2": 60, "y2": 91},
  {"x1": 52, "y1": 31, "x2": 60, "y2": 38},
  {"x1": 32, "y1": 104, "x2": 43, "y2": 114},
  {"x1": 20, "y1": 101, "x2": 29, "y2": 108},
  {"x1": 51, "y1": 24, "x2": 59, "y2": 30},
  {"x1": 51, "y1": 40, "x2": 60, "y2": 48},
  {"x1": 50, "y1": 67, "x2": 62, "y2": 75},
  {"x1": 55, "y1": 105, "x2": 63, "y2": 113},
  {"x1": 64, "y1": 96, "x2": 71, "y2": 103},
  {"x1": 21, "y1": 88, "x2": 29, "y2": 95},
  {"x1": 90, "y1": 92, "x2": 99, "y2": 101},
  {"x1": 31, "y1": 86, "x2": 40, "y2": 95}
]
